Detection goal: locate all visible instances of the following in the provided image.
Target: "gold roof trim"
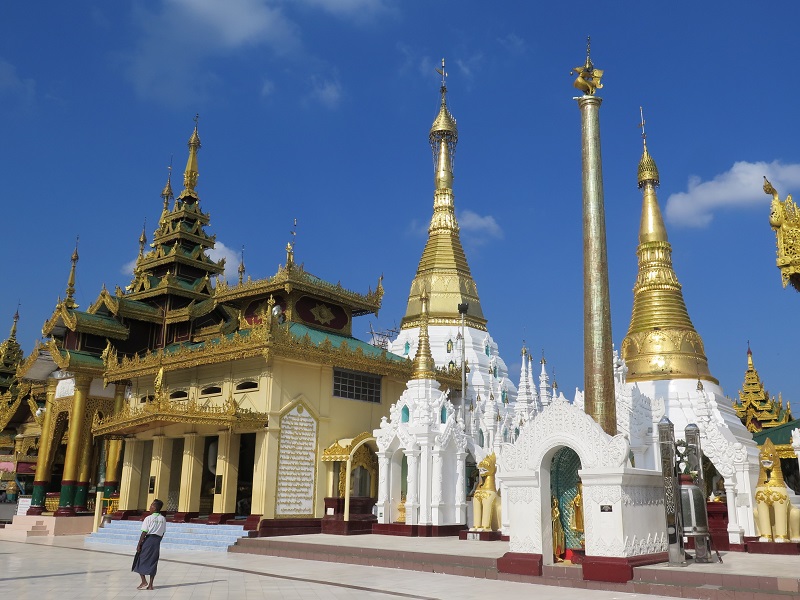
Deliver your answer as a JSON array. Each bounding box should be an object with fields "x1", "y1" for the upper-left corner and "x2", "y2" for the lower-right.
[
  {"x1": 87, "y1": 289, "x2": 163, "y2": 324},
  {"x1": 103, "y1": 319, "x2": 460, "y2": 387},
  {"x1": 92, "y1": 391, "x2": 268, "y2": 436},
  {"x1": 321, "y1": 432, "x2": 374, "y2": 461},
  {"x1": 215, "y1": 263, "x2": 384, "y2": 315},
  {"x1": 0, "y1": 389, "x2": 24, "y2": 432}
]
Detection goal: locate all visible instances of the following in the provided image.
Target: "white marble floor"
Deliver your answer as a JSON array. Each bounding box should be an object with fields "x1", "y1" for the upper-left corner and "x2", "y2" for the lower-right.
[{"x1": 0, "y1": 535, "x2": 677, "y2": 600}]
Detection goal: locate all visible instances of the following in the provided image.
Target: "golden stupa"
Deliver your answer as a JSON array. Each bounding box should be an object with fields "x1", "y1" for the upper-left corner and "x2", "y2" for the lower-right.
[{"x1": 620, "y1": 131, "x2": 717, "y2": 384}]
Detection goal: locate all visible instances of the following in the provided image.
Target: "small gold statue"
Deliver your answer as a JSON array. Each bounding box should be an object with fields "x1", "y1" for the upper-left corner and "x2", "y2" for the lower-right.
[
  {"x1": 569, "y1": 482, "x2": 585, "y2": 534},
  {"x1": 552, "y1": 495, "x2": 566, "y2": 561},
  {"x1": 754, "y1": 439, "x2": 800, "y2": 542},
  {"x1": 470, "y1": 453, "x2": 501, "y2": 532},
  {"x1": 396, "y1": 494, "x2": 406, "y2": 524},
  {"x1": 571, "y1": 36, "x2": 603, "y2": 96}
]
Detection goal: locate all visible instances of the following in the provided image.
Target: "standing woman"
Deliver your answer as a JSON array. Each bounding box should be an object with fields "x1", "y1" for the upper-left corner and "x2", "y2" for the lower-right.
[{"x1": 132, "y1": 499, "x2": 166, "y2": 590}]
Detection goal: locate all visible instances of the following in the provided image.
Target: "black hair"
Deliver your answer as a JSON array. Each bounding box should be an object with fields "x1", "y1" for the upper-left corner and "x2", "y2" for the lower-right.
[{"x1": 152, "y1": 499, "x2": 164, "y2": 512}]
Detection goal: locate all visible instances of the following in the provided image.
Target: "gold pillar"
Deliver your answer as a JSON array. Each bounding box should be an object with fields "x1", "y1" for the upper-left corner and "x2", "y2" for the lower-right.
[
  {"x1": 56, "y1": 374, "x2": 92, "y2": 515},
  {"x1": 28, "y1": 379, "x2": 59, "y2": 514},
  {"x1": 103, "y1": 384, "x2": 127, "y2": 495},
  {"x1": 177, "y1": 433, "x2": 203, "y2": 515},
  {"x1": 147, "y1": 435, "x2": 173, "y2": 508},
  {"x1": 577, "y1": 94, "x2": 617, "y2": 436},
  {"x1": 118, "y1": 439, "x2": 143, "y2": 511},
  {"x1": 212, "y1": 430, "x2": 240, "y2": 515},
  {"x1": 72, "y1": 425, "x2": 95, "y2": 511}
]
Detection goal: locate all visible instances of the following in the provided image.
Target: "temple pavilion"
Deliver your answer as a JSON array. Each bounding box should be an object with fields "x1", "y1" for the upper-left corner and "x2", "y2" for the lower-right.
[{"x1": 13, "y1": 121, "x2": 458, "y2": 531}]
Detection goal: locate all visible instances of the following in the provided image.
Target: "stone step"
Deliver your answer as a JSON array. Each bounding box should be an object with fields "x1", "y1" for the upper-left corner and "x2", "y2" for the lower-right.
[{"x1": 87, "y1": 520, "x2": 247, "y2": 551}]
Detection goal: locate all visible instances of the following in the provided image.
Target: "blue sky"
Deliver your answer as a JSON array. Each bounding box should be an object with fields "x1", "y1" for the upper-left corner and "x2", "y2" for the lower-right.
[{"x1": 2, "y1": 1, "x2": 799, "y2": 405}]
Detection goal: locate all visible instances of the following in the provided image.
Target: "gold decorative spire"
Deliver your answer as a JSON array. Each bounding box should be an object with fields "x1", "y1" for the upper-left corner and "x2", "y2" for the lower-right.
[
  {"x1": 161, "y1": 162, "x2": 174, "y2": 217},
  {"x1": 178, "y1": 115, "x2": 201, "y2": 200},
  {"x1": 571, "y1": 36, "x2": 604, "y2": 96},
  {"x1": 9, "y1": 307, "x2": 18, "y2": 340},
  {"x1": 401, "y1": 60, "x2": 486, "y2": 332},
  {"x1": 620, "y1": 132, "x2": 716, "y2": 383},
  {"x1": 733, "y1": 344, "x2": 792, "y2": 432},
  {"x1": 637, "y1": 107, "x2": 660, "y2": 187},
  {"x1": 138, "y1": 221, "x2": 147, "y2": 259},
  {"x1": 412, "y1": 291, "x2": 436, "y2": 379},
  {"x1": 64, "y1": 238, "x2": 79, "y2": 309},
  {"x1": 238, "y1": 246, "x2": 246, "y2": 285}
]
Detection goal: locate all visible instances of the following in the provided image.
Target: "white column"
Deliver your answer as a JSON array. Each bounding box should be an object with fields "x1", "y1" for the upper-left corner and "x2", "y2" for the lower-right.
[
  {"x1": 343, "y1": 457, "x2": 353, "y2": 522},
  {"x1": 417, "y1": 439, "x2": 433, "y2": 525},
  {"x1": 376, "y1": 451, "x2": 390, "y2": 524},
  {"x1": 405, "y1": 449, "x2": 419, "y2": 526},
  {"x1": 724, "y1": 479, "x2": 742, "y2": 544},
  {"x1": 455, "y1": 451, "x2": 466, "y2": 524},
  {"x1": 431, "y1": 449, "x2": 443, "y2": 525}
]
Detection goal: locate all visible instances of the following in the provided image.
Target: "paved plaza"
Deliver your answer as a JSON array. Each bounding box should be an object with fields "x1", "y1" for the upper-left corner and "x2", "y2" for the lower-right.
[{"x1": 0, "y1": 536, "x2": 682, "y2": 600}]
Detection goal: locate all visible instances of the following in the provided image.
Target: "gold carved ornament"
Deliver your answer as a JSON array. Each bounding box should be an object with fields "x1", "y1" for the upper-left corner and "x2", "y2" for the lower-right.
[{"x1": 766, "y1": 176, "x2": 800, "y2": 291}]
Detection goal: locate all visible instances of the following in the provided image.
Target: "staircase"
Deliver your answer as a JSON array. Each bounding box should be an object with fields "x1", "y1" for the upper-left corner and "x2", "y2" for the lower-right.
[
  {"x1": 86, "y1": 519, "x2": 248, "y2": 552},
  {"x1": 0, "y1": 518, "x2": 50, "y2": 539}
]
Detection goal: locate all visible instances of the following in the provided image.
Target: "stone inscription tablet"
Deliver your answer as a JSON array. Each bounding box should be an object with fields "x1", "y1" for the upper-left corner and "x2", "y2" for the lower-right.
[{"x1": 275, "y1": 404, "x2": 318, "y2": 516}]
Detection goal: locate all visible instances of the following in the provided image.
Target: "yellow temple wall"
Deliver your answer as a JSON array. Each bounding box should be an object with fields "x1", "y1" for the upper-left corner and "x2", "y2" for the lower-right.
[{"x1": 118, "y1": 354, "x2": 407, "y2": 517}]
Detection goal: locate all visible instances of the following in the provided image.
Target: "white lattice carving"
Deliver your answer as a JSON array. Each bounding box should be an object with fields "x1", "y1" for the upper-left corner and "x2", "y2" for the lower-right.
[
  {"x1": 507, "y1": 487, "x2": 535, "y2": 504},
  {"x1": 622, "y1": 486, "x2": 665, "y2": 507},
  {"x1": 623, "y1": 532, "x2": 667, "y2": 556},
  {"x1": 509, "y1": 535, "x2": 536, "y2": 554}
]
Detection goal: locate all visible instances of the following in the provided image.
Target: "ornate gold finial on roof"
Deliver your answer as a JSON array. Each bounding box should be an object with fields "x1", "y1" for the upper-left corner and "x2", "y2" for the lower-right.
[
  {"x1": 637, "y1": 107, "x2": 660, "y2": 187},
  {"x1": 431, "y1": 58, "x2": 457, "y2": 137},
  {"x1": 621, "y1": 134, "x2": 715, "y2": 384},
  {"x1": 179, "y1": 115, "x2": 201, "y2": 200},
  {"x1": 734, "y1": 344, "x2": 792, "y2": 432},
  {"x1": 10, "y1": 305, "x2": 19, "y2": 340},
  {"x1": 571, "y1": 36, "x2": 604, "y2": 96},
  {"x1": 412, "y1": 290, "x2": 436, "y2": 379},
  {"x1": 285, "y1": 218, "x2": 298, "y2": 268},
  {"x1": 238, "y1": 246, "x2": 246, "y2": 285},
  {"x1": 138, "y1": 220, "x2": 147, "y2": 259},
  {"x1": 161, "y1": 160, "x2": 174, "y2": 210},
  {"x1": 765, "y1": 176, "x2": 800, "y2": 291},
  {"x1": 540, "y1": 349, "x2": 546, "y2": 365},
  {"x1": 64, "y1": 237, "x2": 80, "y2": 309}
]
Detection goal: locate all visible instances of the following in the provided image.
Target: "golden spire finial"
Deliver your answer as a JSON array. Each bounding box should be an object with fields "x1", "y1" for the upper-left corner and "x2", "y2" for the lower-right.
[
  {"x1": 10, "y1": 304, "x2": 19, "y2": 339},
  {"x1": 621, "y1": 134, "x2": 715, "y2": 384},
  {"x1": 637, "y1": 107, "x2": 660, "y2": 188},
  {"x1": 412, "y1": 289, "x2": 436, "y2": 379},
  {"x1": 540, "y1": 349, "x2": 546, "y2": 365},
  {"x1": 285, "y1": 218, "x2": 297, "y2": 267},
  {"x1": 571, "y1": 36, "x2": 604, "y2": 96},
  {"x1": 161, "y1": 159, "x2": 174, "y2": 210},
  {"x1": 138, "y1": 220, "x2": 147, "y2": 259},
  {"x1": 238, "y1": 246, "x2": 246, "y2": 285},
  {"x1": 64, "y1": 237, "x2": 80, "y2": 309},
  {"x1": 179, "y1": 115, "x2": 201, "y2": 200}
]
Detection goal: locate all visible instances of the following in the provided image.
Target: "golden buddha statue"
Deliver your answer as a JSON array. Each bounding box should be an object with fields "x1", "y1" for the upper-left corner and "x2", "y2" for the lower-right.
[
  {"x1": 552, "y1": 495, "x2": 566, "y2": 561},
  {"x1": 396, "y1": 494, "x2": 406, "y2": 524},
  {"x1": 470, "y1": 453, "x2": 501, "y2": 532},
  {"x1": 754, "y1": 439, "x2": 800, "y2": 542},
  {"x1": 569, "y1": 482, "x2": 585, "y2": 536}
]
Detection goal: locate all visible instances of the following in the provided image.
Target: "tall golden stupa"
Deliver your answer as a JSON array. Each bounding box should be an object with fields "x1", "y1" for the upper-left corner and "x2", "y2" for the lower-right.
[
  {"x1": 620, "y1": 127, "x2": 717, "y2": 384},
  {"x1": 400, "y1": 61, "x2": 486, "y2": 333}
]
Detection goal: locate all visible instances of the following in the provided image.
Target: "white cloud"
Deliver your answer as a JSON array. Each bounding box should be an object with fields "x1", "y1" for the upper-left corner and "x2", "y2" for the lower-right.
[
  {"x1": 261, "y1": 79, "x2": 276, "y2": 97},
  {"x1": 120, "y1": 257, "x2": 138, "y2": 277},
  {"x1": 455, "y1": 53, "x2": 484, "y2": 82},
  {"x1": 0, "y1": 58, "x2": 35, "y2": 106},
  {"x1": 208, "y1": 241, "x2": 241, "y2": 282},
  {"x1": 295, "y1": 0, "x2": 391, "y2": 20},
  {"x1": 665, "y1": 161, "x2": 800, "y2": 227},
  {"x1": 498, "y1": 33, "x2": 526, "y2": 55},
  {"x1": 127, "y1": 0, "x2": 299, "y2": 105},
  {"x1": 308, "y1": 76, "x2": 342, "y2": 108},
  {"x1": 458, "y1": 210, "x2": 503, "y2": 241}
]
